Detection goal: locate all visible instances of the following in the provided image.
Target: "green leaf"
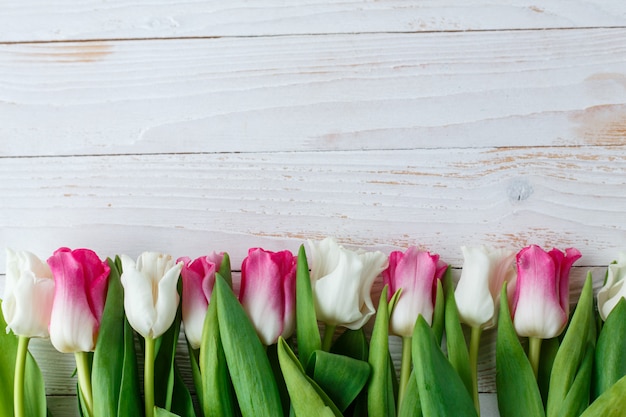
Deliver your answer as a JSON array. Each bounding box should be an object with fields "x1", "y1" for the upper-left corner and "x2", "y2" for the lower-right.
[
  {"x1": 442, "y1": 269, "x2": 473, "y2": 397},
  {"x1": 368, "y1": 285, "x2": 395, "y2": 417},
  {"x1": 218, "y1": 253, "x2": 232, "y2": 289},
  {"x1": 215, "y1": 273, "x2": 283, "y2": 416},
  {"x1": 580, "y1": 374, "x2": 626, "y2": 417},
  {"x1": 495, "y1": 283, "x2": 545, "y2": 417},
  {"x1": 199, "y1": 287, "x2": 235, "y2": 417},
  {"x1": 397, "y1": 370, "x2": 422, "y2": 417},
  {"x1": 330, "y1": 329, "x2": 368, "y2": 361},
  {"x1": 277, "y1": 337, "x2": 341, "y2": 417},
  {"x1": 296, "y1": 245, "x2": 321, "y2": 367},
  {"x1": 0, "y1": 302, "x2": 47, "y2": 417},
  {"x1": 412, "y1": 316, "x2": 477, "y2": 417},
  {"x1": 556, "y1": 346, "x2": 593, "y2": 417},
  {"x1": 154, "y1": 406, "x2": 180, "y2": 417},
  {"x1": 538, "y1": 337, "x2": 559, "y2": 407},
  {"x1": 431, "y1": 278, "x2": 445, "y2": 346},
  {"x1": 117, "y1": 318, "x2": 142, "y2": 417},
  {"x1": 547, "y1": 274, "x2": 595, "y2": 417},
  {"x1": 170, "y1": 364, "x2": 196, "y2": 417},
  {"x1": 307, "y1": 350, "x2": 370, "y2": 411},
  {"x1": 593, "y1": 298, "x2": 626, "y2": 399}
]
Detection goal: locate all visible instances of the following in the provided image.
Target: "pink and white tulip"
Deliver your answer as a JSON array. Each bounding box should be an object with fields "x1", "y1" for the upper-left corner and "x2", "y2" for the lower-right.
[
  {"x1": 120, "y1": 252, "x2": 183, "y2": 339},
  {"x1": 239, "y1": 248, "x2": 297, "y2": 345},
  {"x1": 179, "y1": 252, "x2": 224, "y2": 349},
  {"x1": 512, "y1": 245, "x2": 581, "y2": 338},
  {"x1": 383, "y1": 247, "x2": 447, "y2": 337},
  {"x1": 455, "y1": 246, "x2": 516, "y2": 329},
  {"x1": 597, "y1": 251, "x2": 626, "y2": 321},
  {"x1": 308, "y1": 238, "x2": 388, "y2": 329},
  {"x1": 2, "y1": 249, "x2": 55, "y2": 338},
  {"x1": 47, "y1": 248, "x2": 110, "y2": 353}
]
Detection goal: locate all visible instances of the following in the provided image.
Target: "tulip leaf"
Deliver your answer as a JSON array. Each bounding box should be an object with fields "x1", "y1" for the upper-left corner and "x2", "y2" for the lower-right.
[
  {"x1": 547, "y1": 274, "x2": 595, "y2": 417},
  {"x1": 556, "y1": 346, "x2": 593, "y2": 417},
  {"x1": 368, "y1": 285, "x2": 396, "y2": 417},
  {"x1": 215, "y1": 273, "x2": 283, "y2": 416},
  {"x1": 412, "y1": 316, "x2": 477, "y2": 417},
  {"x1": 296, "y1": 245, "x2": 321, "y2": 367},
  {"x1": 330, "y1": 328, "x2": 368, "y2": 360},
  {"x1": 593, "y1": 297, "x2": 626, "y2": 399},
  {"x1": 277, "y1": 337, "x2": 341, "y2": 417},
  {"x1": 0, "y1": 302, "x2": 47, "y2": 417},
  {"x1": 442, "y1": 269, "x2": 473, "y2": 397},
  {"x1": 580, "y1": 374, "x2": 626, "y2": 417},
  {"x1": 431, "y1": 278, "x2": 445, "y2": 346},
  {"x1": 93, "y1": 258, "x2": 141, "y2": 417},
  {"x1": 154, "y1": 406, "x2": 180, "y2": 417},
  {"x1": 199, "y1": 291, "x2": 235, "y2": 417},
  {"x1": 306, "y1": 350, "x2": 370, "y2": 411},
  {"x1": 495, "y1": 283, "x2": 545, "y2": 417},
  {"x1": 538, "y1": 337, "x2": 559, "y2": 407},
  {"x1": 397, "y1": 371, "x2": 422, "y2": 417},
  {"x1": 218, "y1": 252, "x2": 232, "y2": 289},
  {"x1": 117, "y1": 318, "x2": 142, "y2": 417},
  {"x1": 170, "y1": 364, "x2": 196, "y2": 417}
]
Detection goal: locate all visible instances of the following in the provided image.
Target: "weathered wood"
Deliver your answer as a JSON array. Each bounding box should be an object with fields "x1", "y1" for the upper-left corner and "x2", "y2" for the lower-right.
[
  {"x1": 2, "y1": 29, "x2": 626, "y2": 156},
  {"x1": 1, "y1": 0, "x2": 625, "y2": 42}
]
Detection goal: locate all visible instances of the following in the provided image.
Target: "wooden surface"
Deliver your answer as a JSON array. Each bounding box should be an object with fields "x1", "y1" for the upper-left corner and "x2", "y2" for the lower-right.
[{"x1": 1, "y1": 1, "x2": 626, "y2": 416}]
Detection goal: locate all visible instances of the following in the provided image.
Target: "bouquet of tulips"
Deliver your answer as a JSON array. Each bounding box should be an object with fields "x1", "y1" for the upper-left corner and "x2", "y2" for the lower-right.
[{"x1": 2, "y1": 238, "x2": 626, "y2": 417}]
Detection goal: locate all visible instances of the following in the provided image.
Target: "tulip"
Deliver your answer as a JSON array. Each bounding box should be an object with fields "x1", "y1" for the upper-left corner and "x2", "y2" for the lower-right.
[
  {"x1": 383, "y1": 247, "x2": 447, "y2": 337},
  {"x1": 120, "y1": 252, "x2": 183, "y2": 339},
  {"x1": 512, "y1": 245, "x2": 581, "y2": 379},
  {"x1": 47, "y1": 248, "x2": 110, "y2": 353},
  {"x1": 239, "y1": 248, "x2": 297, "y2": 345},
  {"x1": 47, "y1": 247, "x2": 111, "y2": 417},
  {"x1": 120, "y1": 251, "x2": 183, "y2": 417},
  {"x1": 597, "y1": 251, "x2": 626, "y2": 321},
  {"x1": 454, "y1": 245, "x2": 515, "y2": 413},
  {"x1": 2, "y1": 249, "x2": 55, "y2": 338},
  {"x1": 454, "y1": 246, "x2": 516, "y2": 330},
  {"x1": 179, "y1": 252, "x2": 224, "y2": 349},
  {"x1": 382, "y1": 247, "x2": 447, "y2": 407},
  {"x1": 308, "y1": 237, "x2": 388, "y2": 350}
]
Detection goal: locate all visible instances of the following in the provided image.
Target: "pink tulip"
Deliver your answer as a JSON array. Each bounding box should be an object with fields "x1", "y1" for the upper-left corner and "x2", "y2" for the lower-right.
[
  {"x1": 239, "y1": 248, "x2": 297, "y2": 345},
  {"x1": 47, "y1": 248, "x2": 110, "y2": 353},
  {"x1": 512, "y1": 245, "x2": 581, "y2": 339},
  {"x1": 383, "y1": 247, "x2": 447, "y2": 337},
  {"x1": 178, "y1": 252, "x2": 224, "y2": 349}
]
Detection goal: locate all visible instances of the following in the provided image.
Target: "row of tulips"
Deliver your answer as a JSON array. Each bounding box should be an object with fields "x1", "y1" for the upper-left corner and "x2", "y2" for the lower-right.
[{"x1": 1, "y1": 238, "x2": 626, "y2": 417}]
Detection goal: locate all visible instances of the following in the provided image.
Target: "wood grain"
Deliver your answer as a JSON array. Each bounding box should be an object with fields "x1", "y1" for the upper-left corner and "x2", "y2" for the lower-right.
[
  {"x1": 2, "y1": 29, "x2": 626, "y2": 156},
  {"x1": 0, "y1": 146, "x2": 624, "y2": 274},
  {"x1": 1, "y1": 0, "x2": 625, "y2": 42}
]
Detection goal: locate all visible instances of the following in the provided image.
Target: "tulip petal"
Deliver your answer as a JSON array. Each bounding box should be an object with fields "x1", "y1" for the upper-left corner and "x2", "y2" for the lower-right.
[
  {"x1": 7, "y1": 274, "x2": 54, "y2": 338},
  {"x1": 152, "y1": 262, "x2": 182, "y2": 338},
  {"x1": 121, "y1": 254, "x2": 158, "y2": 339}
]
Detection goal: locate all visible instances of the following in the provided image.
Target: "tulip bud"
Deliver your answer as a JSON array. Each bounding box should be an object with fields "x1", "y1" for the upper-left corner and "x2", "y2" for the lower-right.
[
  {"x1": 179, "y1": 253, "x2": 223, "y2": 349},
  {"x1": 239, "y1": 248, "x2": 297, "y2": 345},
  {"x1": 512, "y1": 245, "x2": 581, "y2": 339},
  {"x1": 2, "y1": 249, "x2": 55, "y2": 338},
  {"x1": 455, "y1": 246, "x2": 515, "y2": 329},
  {"x1": 308, "y1": 238, "x2": 388, "y2": 329},
  {"x1": 383, "y1": 247, "x2": 447, "y2": 337},
  {"x1": 597, "y1": 251, "x2": 626, "y2": 321},
  {"x1": 47, "y1": 248, "x2": 110, "y2": 353},
  {"x1": 120, "y1": 252, "x2": 182, "y2": 339}
]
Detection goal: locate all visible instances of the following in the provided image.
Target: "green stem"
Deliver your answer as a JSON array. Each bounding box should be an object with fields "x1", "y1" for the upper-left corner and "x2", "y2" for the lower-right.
[
  {"x1": 14, "y1": 336, "x2": 30, "y2": 417},
  {"x1": 74, "y1": 351, "x2": 94, "y2": 417},
  {"x1": 529, "y1": 337, "x2": 542, "y2": 381},
  {"x1": 398, "y1": 336, "x2": 412, "y2": 409},
  {"x1": 144, "y1": 337, "x2": 156, "y2": 417},
  {"x1": 469, "y1": 326, "x2": 482, "y2": 417},
  {"x1": 321, "y1": 324, "x2": 336, "y2": 351}
]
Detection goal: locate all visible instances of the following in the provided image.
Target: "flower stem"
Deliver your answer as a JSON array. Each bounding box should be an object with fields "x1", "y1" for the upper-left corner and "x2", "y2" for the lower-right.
[
  {"x1": 14, "y1": 336, "x2": 30, "y2": 417},
  {"x1": 398, "y1": 336, "x2": 412, "y2": 409},
  {"x1": 321, "y1": 324, "x2": 336, "y2": 351},
  {"x1": 469, "y1": 326, "x2": 482, "y2": 417},
  {"x1": 144, "y1": 337, "x2": 156, "y2": 417},
  {"x1": 529, "y1": 337, "x2": 542, "y2": 380},
  {"x1": 74, "y1": 351, "x2": 94, "y2": 417}
]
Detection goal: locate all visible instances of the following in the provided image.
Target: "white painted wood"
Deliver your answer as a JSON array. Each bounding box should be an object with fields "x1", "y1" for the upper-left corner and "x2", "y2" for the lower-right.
[
  {"x1": 2, "y1": 29, "x2": 626, "y2": 157},
  {"x1": 1, "y1": 0, "x2": 625, "y2": 42},
  {"x1": 1, "y1": 147, "x2": 624, "y2": 274}
]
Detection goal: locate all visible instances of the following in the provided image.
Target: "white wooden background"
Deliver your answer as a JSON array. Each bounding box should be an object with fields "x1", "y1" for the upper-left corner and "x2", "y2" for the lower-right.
[{"x1": 2, "y1": 1, "x2": 626, "y2": 416}]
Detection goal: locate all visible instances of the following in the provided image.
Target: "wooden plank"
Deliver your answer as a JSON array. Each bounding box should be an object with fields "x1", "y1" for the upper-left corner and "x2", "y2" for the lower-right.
[
  {"x1": 2, "y1": 29, "x2": 626, "y2": 156},
  {"x1": 0, "y1": 146, "x2": 624, "y2": 274},
  {"x1": 1, "y1": 0, "x2": 625, "y2": 43}
]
